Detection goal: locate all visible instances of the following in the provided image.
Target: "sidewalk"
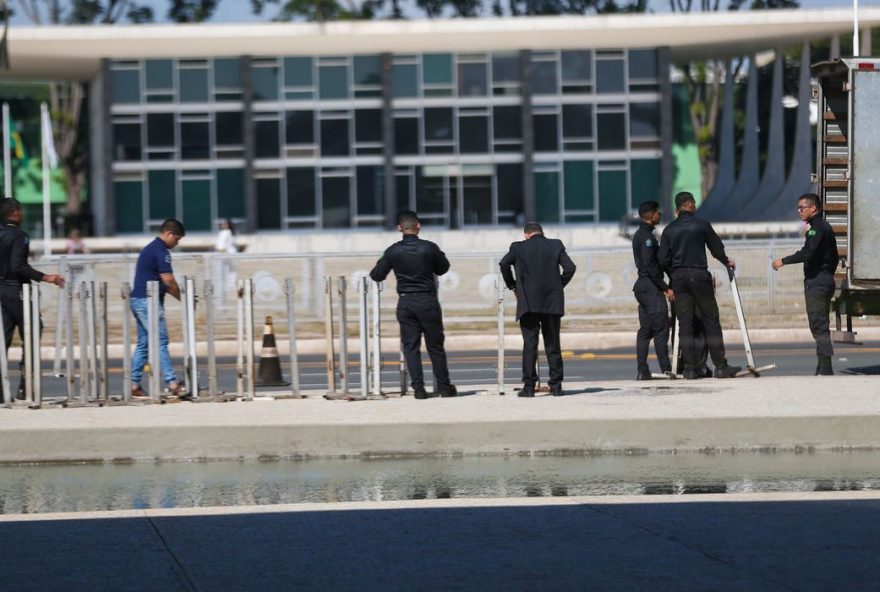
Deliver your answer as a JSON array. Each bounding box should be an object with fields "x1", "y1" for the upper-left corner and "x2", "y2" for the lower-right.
[{"x1": 1, "y1": 375, "x2": 879, "y2": 464}]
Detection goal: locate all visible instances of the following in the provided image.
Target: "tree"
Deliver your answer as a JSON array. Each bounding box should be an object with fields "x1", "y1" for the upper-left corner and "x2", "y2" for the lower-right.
[
  {"x1": 251, "y1": 0, "x2": 385, "y2": 20},
  {"x1": 11, "y1": 1, "x2": 217, "y2": 232}
]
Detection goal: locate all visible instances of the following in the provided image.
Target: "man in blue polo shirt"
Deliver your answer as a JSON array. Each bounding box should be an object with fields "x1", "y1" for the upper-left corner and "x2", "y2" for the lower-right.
[{"x1": 130, "y1": 218, "x2": 186, "y2": 399}]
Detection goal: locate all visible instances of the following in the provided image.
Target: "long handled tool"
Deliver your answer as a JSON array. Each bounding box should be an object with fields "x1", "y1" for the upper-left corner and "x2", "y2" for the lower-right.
[{"x1": 728, "y1": 268, "x2": 776, "y2": 377}]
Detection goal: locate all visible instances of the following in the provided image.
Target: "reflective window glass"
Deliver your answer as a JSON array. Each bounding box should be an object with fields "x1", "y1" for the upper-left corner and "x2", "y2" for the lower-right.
[
  {"x1": 256, "y1": 178, "x2": 282, "y2": 229},
  {"x1": 182, "y1": 179, "x2": 211, "y2": 232},
  {"x1": 355, "y1": 109, "x2": 382, "y2": 143},
  {"x1": 319, "y1": 66, "x2": 349, "y2": 99},
  {"x1": 564, "y1": 161, "x2": 594, "y2": 210},
  {"x1": 459, "y1": 116, "x2": 488, "y2": 153},
  {"x1": 532, "y1": 61, "x2": 558, "y2": 95},
  {"x1": 629, "y1": 103, "x2": 660, "y2": 137},
  {"x1": 255, "y1": 120, "x2": 280, "y2": 158},
  {"x1": 253, "y1": 66, "x2": 279, "y2": 101},
  {"x1": 322, "y1": 176, "x2": 351, "y2": 228},
  {"x1": 423, "y1": 54, "x2": 452, "y2": 85},
  {"x1": 596, "y1": 60, "x2": 625, "y2": 94},
  {"x1": 394, "y1": 117, "x2": 419, "y2": 155},
  {"x1": 396, "y1": 174, "x2": 411, "y2": 212},
  {"x1": 599, "y1": 169, "x2": 627, "y2": 221},
  {"x1": 287, "y1": 167, "x2": 316, "y2": 216},
  {"x1": 214, "y1": 58, "x2": 242, "y2": 88},
  {"x1": 114, "y1": 181, "x2": 143, "y2": 233},
  {"x1": 458, "y1": 63, "x2": 487, "y2": 97},
  {"x1": 393, "y1": 64, "x2": 418, "y2": 98},
  {"x1": 424, "y1": 108, "x2": 453, "y2": 141},
  {"x1": 286, "y1": 111, "x2": 314, "y2": 144},
  {"x1": 145, "y1": 60, "x2": 172, "y2": 89},
  {"x1": 320, "y1": 119, "x2": 350, "y2": 156},
  {"x1": 215, "y1": 112, "x2": 243, "y2": 145},
  {"x1": 284, "y1": 57, "x2": 313, "y2": 87},
  {"x1": 628, "y1": 49, "x2": 658, "y2": 79},
  {"x1": 630, "y1": 159, "x2": 662, "y2": 203},
  {"x1": 147, "y1": 113, "x2": 175, "y2": 147},
  {"x1": 111, "y1": 70, "x2": 140, "y2": 104},
  {"x1": 148, "y1": 170, "x2": 176, "y2": 220},
  {"x1": 492, "y1": 54, "x2": 519, "y2": 83},
  {"x1": 562, "y1": 104, "x2": 592, "y2": 138},
  {"x1": 113, "y1": 123, "x2": 142, "y2": 161},
  {"x1": 535, "y1": 171, "x2": 560, "y2": 223},
  {"x1": 217, "y1": 169, "x2": 245, "y2": 218},
  {"x1": 561, "y1": 51, "x2": 592, "y2": 81},
  {"x1": 533, "y1": 114, "x2": 559, "y2": 152},
  {"x1": 354, "y1": 55, "x2": 381, "y2": 86},
  {"x1": 597, "y1": 113, "x2": 626, "y2": 150},
  {"x1": 493, "y1": 106, "x2": 521, "y2": 139},
  {"x1": 180, "y1": 122, "x2": 210, "y2": 159},
  {"x1": 497, "y1": 163, "x2": 524, "y2": 215},
  {"x1": 357, "y1": 166, "x2": 384, "y2": 215},
  {"x1": 179, "y1": 68, "x2": 209, "y2": 102}
]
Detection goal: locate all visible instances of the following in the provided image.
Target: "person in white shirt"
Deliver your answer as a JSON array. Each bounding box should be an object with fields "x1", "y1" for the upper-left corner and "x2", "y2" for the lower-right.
[{"x1": 214, "y1": 219, "x2": 237, "y2": 254}]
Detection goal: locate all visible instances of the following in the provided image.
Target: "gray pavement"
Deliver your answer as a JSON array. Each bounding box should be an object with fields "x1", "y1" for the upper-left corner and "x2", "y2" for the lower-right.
[
  {"x1": 1, "y1": 491, "x2": 878, "y2": 591},
  {"x1": 2, "y1": 375, "x2": 880, "y2": 463}
]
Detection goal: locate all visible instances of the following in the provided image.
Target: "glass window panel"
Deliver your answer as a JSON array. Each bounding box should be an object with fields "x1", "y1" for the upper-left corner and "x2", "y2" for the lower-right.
[
  {"x1": 457, "y1": 63, "x2": 487, "y2": 97},
  {"x1": 562, "y1": 104, "x2": 592, "y2": 138},
  {"x1": 496, "y1": 163, "x2": 524, "y2": 215},
  {"x1": 113, "y1": 123, "x2": 142, "y2": 161},
  {"x1": 179, "y1": 68, "x2": 209, "y2": 102},
  {"x1": 596, "y1": 60, "x2": 625, "y2": 94},
  {"x1": 533, "y1": 114, "x2": 559, "y2": 152},
  {"x1": 182, "y1": 179, "x2": 212, "y2": 232},
  {"x1": 532, "y1": 61, "x2": 558, "y2": 95},
  {"x1": 597, "y1": 113, "x2": 626, "y2": 150},
  {"x1": 320, "y1": 119, "x2": 350, "y2": 156},
  {"x1": 393, "y1": 64, "x2": 418, "y2": 98},
  {"x1": 599, "y1": 169, "x2": 627, "y2": 221},
  {"x1": 535, "y1": 171, "x2": 560, "y2": 223},
  {"x1": 256, "y1": 178, "x2": 282, "y2": 229},
  {"x1": 217, "y1": 169, "x2": 245, "y2": 218},
  {"x1": 629, "y1": 102, "x2": 660, "y2": 137},
  {"x1": 285, "y1": 57, "x2": 313, "y2": 87},
  {"x1": 354, "y1": 55, "x2": 381, "y2": 86},
  {"x1": 145, "y1": 60, "x2": 172, "y2": 89},
  {"x1": 423, "y1": 54, "x2": 452, "y2": 85},
  {"x1": 355, "y1": 109, "x2": 381, "y2": 143},
  {"x1": 630, "y1": 159, "x2": 662, "y2": 204},
  {"x1": 322, "y1": 176, "x2": 351, "y2": 228},
  {"x1": 459, "y1": 116, "x2": 488, "y2": 153},
  {"x1": 181, "y1": 122, "x2": 210, "y2": 159},
  {"x1": 628, "y1": 49, "x2": 658, "y2": 79},
  {"x1": 286, "y1": 110, "x2": 314, "y2": 144},
  {"x1": 462, "y1": 175, "x2": 493, "y2": 225},
  {"x1": 561, "y1": 51, "x2": 592, "y2": 82},
  {"x1": 252, "y1": 66, "x2": 279, "y2": 101},
  {"x1": 147, "y1": 113, "x2": 175, "y2": 147},
  {"x1": 564, "y1": 161, "x2": 594, "y2": 210},
  {"x1": 424, "y1": 108, "x2": 453, "y2": 141},
  {"x1": 111, "y1": 70, "x2": 140, "y2": 104},
  {"x1": 287, "y1": 167, "x2": 316, "y2": 217},
  {"x1": 214, "y1": 58, "x2": 242, "y2": 88},
  {"x1": 394, "y1": 117, "x2": 419, "y2": 155},
  {"x1": 114, "y1": 180, "x2": 143, "y2": 233},
  {"x1": 492, "y1": 54, "x2": 519, "y2": 83},
  {"x1": 395, "y1": 174, "x2": 411, "y2": 212},
  {"x1": 357, "y1": 165, "x2": 384, "y2": 215},
  {"x1": 319, "y1": 66, "x2": 349, "y2": 100},
  {"x1": 255, "y1": 120, "x2": 280, "y2": 158},
  {"x1": 148, "y1": 170, "x2": 176, "y2": 220},
  {"x1": 416, "y1": 168, "x2": 446, "y2": 215},
  {"x1": 493, "y1": 106, "x2": 521, "y2": 139},
  {"x1": 215, "y1": 112, "x2": 243, "y2": 146}
]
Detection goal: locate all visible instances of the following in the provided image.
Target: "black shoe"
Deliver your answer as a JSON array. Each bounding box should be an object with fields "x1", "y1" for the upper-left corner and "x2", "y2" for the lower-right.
[
  {"x1": 437, "y1": 384, "x2": 458, "y2": 397},
  {"x1": 697, "y1": 366, "x2": 713, "y2": 378},
  {"x1": 518, "y1": 385, "x2": 535, "y2": 398},
  {"x1": 683, "y1": 368, "x2": 699, "y2": 380},
  {"x1": 816, "y1": 356, "x2": 834, "y2": 376},
  {"x1": 636, "y1": 371, "x2": 652, "y2": 381},
  {"x1": 713, "y1": 364, "x2": 741, "y2": 379},
  {"x1": 414, "y1": 387, "x2": 434, "y2": 400},
  {"x1": 550, "y1": 384, "x2": 564, "y2": 397}
]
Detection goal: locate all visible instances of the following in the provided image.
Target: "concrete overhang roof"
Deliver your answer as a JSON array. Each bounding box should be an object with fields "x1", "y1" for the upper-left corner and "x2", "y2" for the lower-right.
[{"x1": 2, "y1": 8, "x2": 878, "y2": 81}]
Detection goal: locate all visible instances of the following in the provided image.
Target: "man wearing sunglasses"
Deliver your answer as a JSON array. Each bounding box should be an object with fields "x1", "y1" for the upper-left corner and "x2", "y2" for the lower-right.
[{"x1": 772, "y1": 193, "x2": 839, "y2": 375}]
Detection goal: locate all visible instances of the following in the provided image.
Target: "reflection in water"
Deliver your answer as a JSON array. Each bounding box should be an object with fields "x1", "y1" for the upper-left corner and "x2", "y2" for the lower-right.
[{"x1": 0, "y1": 452, "x2": 877, "y2": 515}]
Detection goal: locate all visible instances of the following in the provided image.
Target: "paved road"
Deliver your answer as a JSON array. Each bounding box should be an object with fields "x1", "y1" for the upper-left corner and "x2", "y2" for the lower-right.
[{"x1": 25, "y1": 340, "x2": 880, "y2": 398}]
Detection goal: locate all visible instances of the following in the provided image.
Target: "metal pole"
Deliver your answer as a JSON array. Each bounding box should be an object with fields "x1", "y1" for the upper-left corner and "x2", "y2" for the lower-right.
[
  {"x1": 236, "y1": 279, "x2": 244, "y2": 400},
  {"x1": 371, "y1": 280, "x2": 382, "y2": 397},
  {"x1": 670, "y1": 316, "x2": 680, "y2": 376},
  {"x1": 2, "y1": 103, "x2": 11, "y2": 197},
  {"x1": 53, "y1": 258, "x2": 68, "y2": 377},
  {"x1": 98, "y1": 282, "x2": 108, "y2": 401},
  {"x1": 0, "y1": 300, "x2": 10, "y2": 406},
  {"x1": 40, "y1": 102, "x2": 52, "y2": 259},
  {"x1": 854, "y1": 0, "x2": 860, "y2": 57},
  {"x1": 31, "y1": 283, "x2": 42, "y2": 407},
  {"x1": 358, "y1": 276, "x2": 369, "y2": 399},
  {"x1": 65, "y1": 280, "x2": 76, "y2": 402},
  {"x1": 121, "y1": 283, "x2": 132, "y2": 404},
  {"x1": 399, "y1": 345, "x2": 408, "y2": 396},
  {"x1": 337, "y1": 276, "x2": 348, "y2": 395},
  {"x1": 324, "y1": 276, "x2": 336, "y2": 393},
  {"x1": 185, "y1": 277, "x2": 198, "y2": 398},
  {"x1": 87, "y1": 281, "x2": 98, "y2": 402},
  {"x1": 180, "y1": 277, "x2": 190, "y2": 393},
  {"x1": 205, "y1": 280, "x2": 218, "y2": 399},
  {"x1": 284, "y1": 278, "x2": 300, "y2": 396},
  {"x1": 496, "y1": 276, "x2": 505, "y2": 396},
  {"x1": 147, "y1": 281, "x2": 161, "y2": 402},
  {"x1": 245, "y1": 278, "x2": 255, "y2": 401},
  {"x1": 22, "y1": 283, "x2": 33, "y2": 404},
  {"x1": 77, "y1": 282, "x2": 90, "y2": 403}
]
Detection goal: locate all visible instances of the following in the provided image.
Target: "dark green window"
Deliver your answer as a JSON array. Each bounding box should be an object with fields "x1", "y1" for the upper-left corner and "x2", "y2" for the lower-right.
[
  {"x1": 217, "y1": 169, "x2": 245, "y2": 218},
  {"x1": 148, "y1": 170, "x2": 176, "y2": 220},
  {"x1": 214, "y1": 58, "x2": 242, "y2": 88},
  {"x1": 628, "y1": 50, "x2": 658, "y2": 79},
  {"x1": 564, "y1": 161, "x2": 594, "y2": 211},
  {"x1": 533, "y1": 114, "x2": 559, "y2": 152},
  {"x1": 257, "y1": 178, "x2": 282, "y2": 229},
  {"x1": 393, "y1": 64, "x2": 418, "y2": 98},
  {"x1": 114, "y1": 181, "x2": 143, "y2": 233},
  {"x1": 179, "y1": 68, "x2": 209, "y2": 102},
  {"x1": 322, "y1": 176, "x2": 351, "y2": 228},
  {"x1": 111, "y1": 70, "x2": 140, "y2": 104},
  {"x1": 630, "y1": 159, "x2": 662, "y2": 204},
  {"x1": 357, "y1": 166, "x2": 384, "y2": 215},
  {"x1": 252, "y1": 66, "x2": 279, "y2": 101},
  {"x1": 598, "y1": 169, "x2": 627, "y2": 221},
  {"x1": 629, "y1": 103, "x2": 660, "y2": 137},
  {"x1": 145, "y1": 60, "x2": 173, "y2": 89},
  {"x1": 423, "y1": 54, "x2": 452, "y2": 85},
  {"x1": 287, "y1": 167, "x2": 316, "y2": 217},
  {"x1": 497, "y1": 163, "x2": 524, "y2": 216},
  {"x1": 354, "y1": 55, "x2": 381, "y2": 86},
  {"x1": 596, "y1": 60, "x2": 625, "y2": 94},
  {"x1": 319, "y1": 66, "x2": 349, "y2": 100},
  {"x1": 535, "y1": 171, "x2": 560, "y2": 223},
  {"x1": 285, "y1": 57, "x2": 313, "y2": 87},
  {"x1": 182, "y1": 179, "x2": 212, "y2": 232}
]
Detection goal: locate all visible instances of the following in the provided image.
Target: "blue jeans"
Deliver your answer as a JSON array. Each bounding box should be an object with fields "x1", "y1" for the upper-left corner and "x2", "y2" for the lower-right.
[{"x1": 130, "y1": 297, "x2": 177, "y2": 386}]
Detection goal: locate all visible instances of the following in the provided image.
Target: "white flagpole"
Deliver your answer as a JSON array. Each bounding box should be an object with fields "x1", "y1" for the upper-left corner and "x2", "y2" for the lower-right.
[
  {"x1": 41, "y1": 102, "x2": 51, "y2": 258},
  {"x1": 854, "y1": 0, "x2": 860, "y2": 56},
  {"x1": 2, "y1": 102, "x2": 10, "y2": 197}
]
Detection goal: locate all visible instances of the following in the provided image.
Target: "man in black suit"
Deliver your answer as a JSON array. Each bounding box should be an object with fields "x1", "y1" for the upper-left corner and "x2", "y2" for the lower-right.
[{"x1": 499, "y1": 222, "x2": 577, "y2": 397}]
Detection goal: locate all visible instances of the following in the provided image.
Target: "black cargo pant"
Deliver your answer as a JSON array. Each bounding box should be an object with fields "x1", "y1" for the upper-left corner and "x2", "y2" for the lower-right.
[
  {"x1": 672, "y1": 268, "x2": 728, "y2": 370},
  {"x1": 0, "y1": 284, "x2": 26, "y2": 404},
  {"x1": 520, "y1": 313, "x2": 563, "y2": 388},
  {"x1": 634, "y1": 284, "x2": 670, "y2": 374},
  {"x1": 396, "y1": 292, "x2": 452, "y2": 390},
  {"x1": 805, "y1": 272, "x2": 835, "y2": 358}
]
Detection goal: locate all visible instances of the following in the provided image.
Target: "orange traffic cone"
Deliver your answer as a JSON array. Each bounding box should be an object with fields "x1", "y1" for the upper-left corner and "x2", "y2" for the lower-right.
[{"x1": 256, "y1": 316, "x2": 290, "y2": 387}]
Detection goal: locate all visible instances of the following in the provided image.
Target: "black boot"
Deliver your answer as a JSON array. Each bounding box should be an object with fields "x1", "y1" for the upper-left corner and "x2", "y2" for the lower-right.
[{"x1": 816, "y1": 356, "x2": 834, "y2": 376}]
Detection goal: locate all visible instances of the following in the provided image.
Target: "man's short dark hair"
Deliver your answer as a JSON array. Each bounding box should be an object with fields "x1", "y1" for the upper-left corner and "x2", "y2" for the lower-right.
[
  {"x1": 397, "y1": 210, "x2": 420, "y2": 231},
  {"x1": 523, "y1": 222, "x2": 543, "y2": 235},
  {"x1": 0, "y1": 198, "x2": 22, "y2": 220},
  {"x1": 799, "y1": 193, "x2": 821, "y2": 210},
  {"x1": 160, "y1": 218, "x2": 186, "y2": 237},
  {"x1": 638, "y1": 201, "x2": 660, "y2": 218},
  {"x1": 674, "y1": 192, "x2": 696, "y2": 209}
]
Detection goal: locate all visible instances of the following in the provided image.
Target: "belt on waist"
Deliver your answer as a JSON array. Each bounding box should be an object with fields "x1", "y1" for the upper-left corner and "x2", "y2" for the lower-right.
[
  {"x1": 0, "y1": 280, "x2": 21, "y2": 288},
  {"x1": 398, "y1": 291, "x2": 435, "y2": 296}
]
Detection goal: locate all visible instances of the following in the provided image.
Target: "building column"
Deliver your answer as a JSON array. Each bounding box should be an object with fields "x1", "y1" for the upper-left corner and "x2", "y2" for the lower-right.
[
  {"x1": 519, "y1": 50, "x2": 535, "y2": 222},
  {"x1": 381, "y1": 52, "x2": 397, "y2": 230},
  {"x1": 242, "y1": 55, "x2": 257, "y2": 233},
  {"x1": 831, "y1": 34, "x2": 841, "y2": 59},
  {"x1": 95, "y1": 58, "x2": 113, "y2": 236},
  {"x1": 658, "y1": 47, "x2": 674, "y2": 218},
  {"x1": 700, "y1": 58, "x2": 735, "y2": 218},
  {"x1": 721, "y1": 55, "x2": 760, "y2": 221}
]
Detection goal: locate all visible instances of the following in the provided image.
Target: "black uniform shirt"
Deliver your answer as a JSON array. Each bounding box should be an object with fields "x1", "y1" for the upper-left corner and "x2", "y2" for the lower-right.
[
  {"x1": 781, "y1": 215, "x2": 839, "y2": 279},
  {"x1": 632, "y1": 222, "x2": 668, "y2": 293},
  {"x1": 369, "y1": 234, "x2": 450, "y2": 295},
  {"x1": 0, "y1": 220, "x2": 44, "y2": 285},
  {"x1": 658, "y1": 210, "x2": 729, "y2": 272}
]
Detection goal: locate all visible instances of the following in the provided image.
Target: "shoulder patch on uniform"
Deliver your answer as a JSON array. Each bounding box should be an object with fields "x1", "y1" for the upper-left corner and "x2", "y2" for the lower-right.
[
  {"x1": 807, "y1": 229, "x2": 816, "y2": 237},
  {"x1": 645, "y1": 239, "x2": 653, "y2": 247}
]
